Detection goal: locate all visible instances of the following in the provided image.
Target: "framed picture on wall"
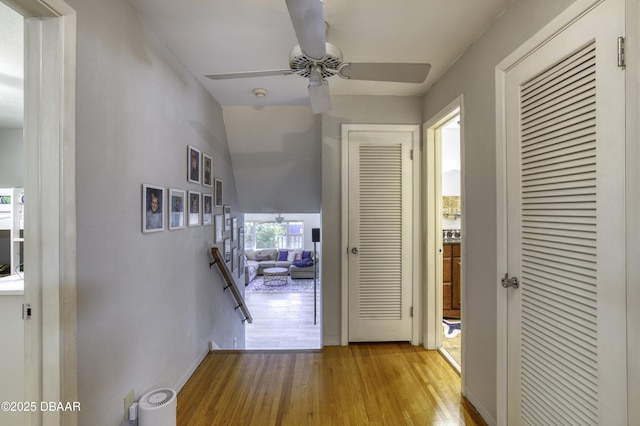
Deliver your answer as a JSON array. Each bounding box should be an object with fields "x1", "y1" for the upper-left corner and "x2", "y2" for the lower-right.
[
  {"x1": 187, "y1": 145, "x2": 201, "y2": 184},
  {"x1": 215, "y1": 214, "x2": 224, "y2": 243},
  {"x1": 238, "y1": 254, "x2": 244, "y2": 278},
  {"x1": 142, "y1": 184, "x2": 165, "y2": 233},
  {"x1": 238, "y1": 227, "x2": 244, "y2": 251},
  {"x1": 188, "y1": 191, "x2": 200, "y2": 226},
  {"x1": 224, "y1": 238, "x2": 231, "y2": 264},
  {"x1": 203, "y1": 194, "x2": 213, "y2": 225},
  {"x1": 202, "y1": 154, "x2": 213, "y2": 187},
  {"x1": 232, "y1": 217, "x2": 238, "y2": 241},
  {"x1": 224, "y1": 205, "x2": 231, "y2": 231},
  {"x1": 168, "y1": 188, "x2": 185, "y2": 230},
  {"x1": 232, "y1": 247, "x2": 238, "y2": 272},
  {"x1": 214, "y1": 179, "x2": 223, "y2": 207}
]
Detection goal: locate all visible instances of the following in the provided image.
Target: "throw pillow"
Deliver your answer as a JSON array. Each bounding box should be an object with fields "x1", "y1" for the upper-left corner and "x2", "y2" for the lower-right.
[
  {"x1": 294, "y1": 251, "x2": 302, "y2": 261},
  {"x1": 277, "y1": 250, "x2": 289, "y2": 261},
  {"x1": 302, "y1": 250, "x2": 312, "y2": 260},
  {"x1": 287, "y1": 250, "x2": 296, "y2": 262}
]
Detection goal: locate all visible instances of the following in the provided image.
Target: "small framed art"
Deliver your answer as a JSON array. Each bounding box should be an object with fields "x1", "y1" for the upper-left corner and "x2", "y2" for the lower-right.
[
  {"x1": 224, "y1": 205, "x2": 231, "y2": 231},
  {"x1": 188, "y1": 191, "x2": 200, "y2": 226},
  {"x1": 238, "y1": 254, "x2": 244, "y2": 278},
  {"x1": 238, "y1": 227, "x2": 244, "y2": 251},
  {"x1": 224, "y1": 238, "x2": 231, "y2": 264},
  {"x1": 188, "y1": 145, "x2": 201, "y2": 184},
  {"x1": 232, "y1": 247, "x2": 238, "y2": 272},
  {"x1": 214, "y1": 179, "x2": 223, "y2": 207},
  {"x1": 232, "y1": 217, "x2": 238, "y2": 241},
  {"x1": 202, "y1": 154, "x2": 213, "y2": 187},
  {"x1": 142, "y1": 184, "x2": 165, "y2": 233},
  {"x1": 203, "y1": 194, "x2": 213, "y2": 225},
  {"x1": 169, "y1": 188, "x2": 185, "y2": 230},
  {"x1": 215, "y1": 214, "x2": 224, "y2": 243}
]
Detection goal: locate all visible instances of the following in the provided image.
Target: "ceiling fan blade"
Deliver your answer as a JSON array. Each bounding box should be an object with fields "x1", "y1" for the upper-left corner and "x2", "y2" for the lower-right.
[
  {"x1": 205, "y1": 69, "x2": 294, "y2": 80},
  {"x1": 285, "y1": 0, "x2": 326, "y2": 60},
  {"x1": 341, "y1": 63, "x2": 431, "y2": 83}
]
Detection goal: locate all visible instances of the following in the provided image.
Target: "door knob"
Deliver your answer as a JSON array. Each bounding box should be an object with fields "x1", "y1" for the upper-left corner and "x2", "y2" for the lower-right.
[{"x1": 351, "y1": 247, "x2": 359, "y2": 254}]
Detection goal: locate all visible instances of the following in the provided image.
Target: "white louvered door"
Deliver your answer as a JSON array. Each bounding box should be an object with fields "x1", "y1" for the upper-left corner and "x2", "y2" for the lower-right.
[
  {"x1": 347, "y1": 130, "x2": 413, "y2": 342},
  {"x1": 505, "y1": 0, "x2": 627, "y2": 423}
]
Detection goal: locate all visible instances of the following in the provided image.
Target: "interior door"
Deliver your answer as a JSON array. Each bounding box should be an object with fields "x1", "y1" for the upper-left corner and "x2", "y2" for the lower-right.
[
  {"x1": 505, "y1": 0, "x2": 627, "y2": 423},
  {"x1": 347, "y1": 129, "x2": 413, "y2": 342}
]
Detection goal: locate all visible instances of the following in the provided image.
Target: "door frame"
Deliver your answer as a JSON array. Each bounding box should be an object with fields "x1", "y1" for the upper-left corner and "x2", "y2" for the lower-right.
[
  {"x1": 495, "y1": 0, "x2": 639, "y2": 423},
  {"x1": 422, "y1": 97, "x2": 464, "y2": 359},
  {"x1": 340, "y1": 124, "x2": 421, "y2": 346},
  {"x1": 4, "y1": 0, "x2": 77, "y2": 424}
]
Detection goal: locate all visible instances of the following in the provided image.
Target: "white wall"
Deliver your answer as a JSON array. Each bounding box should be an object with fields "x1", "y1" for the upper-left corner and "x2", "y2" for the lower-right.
[
  {"x1": 0, "y1": 128, "x2": 23, "y2": 186},
  {"x1": 67, "y1": 0, "x2": 244, "y2": 424},
  {"x1": 321, "y1": 95, "x2": 422, "y2": 346},
  {"x1": 224, "y1": 106, "x2": 322, "y2": 213},
  {"x1": 421, "y1": 0, "x2": 576, "y2": 422}
]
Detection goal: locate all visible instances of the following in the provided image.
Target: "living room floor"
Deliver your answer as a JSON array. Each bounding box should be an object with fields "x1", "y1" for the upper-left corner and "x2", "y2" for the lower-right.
[{"x1": 245, "y1": 289, "x2": 321, "y2": 350}]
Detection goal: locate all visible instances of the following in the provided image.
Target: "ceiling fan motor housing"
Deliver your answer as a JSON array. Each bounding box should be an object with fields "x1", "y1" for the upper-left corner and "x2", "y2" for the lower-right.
[{"x1": 289, "y1": 43, "x2": 343, "y2": 78}]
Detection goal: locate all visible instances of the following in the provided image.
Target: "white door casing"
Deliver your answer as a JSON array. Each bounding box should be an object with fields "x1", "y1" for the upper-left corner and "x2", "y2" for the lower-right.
[
  {"x1": 341, "y1": 125, "x2": 419, "y2": 344},
  {"x1": 499, "y1": 0, "x2": 626, "y2": 424}
]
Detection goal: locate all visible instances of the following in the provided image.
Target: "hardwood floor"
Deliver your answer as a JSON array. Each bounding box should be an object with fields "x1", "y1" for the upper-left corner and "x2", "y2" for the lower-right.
[{"x1": 177, "y1": 343, "x2": 487, "y2": 425}]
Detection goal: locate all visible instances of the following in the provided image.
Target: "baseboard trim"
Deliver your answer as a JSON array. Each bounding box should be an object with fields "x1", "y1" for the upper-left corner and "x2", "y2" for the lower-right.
[
  {"x1": 464, "y1": 388, "x2": 496, "y2": 426},
  {"x1": 174, "y1": 346, "x2": 209, "y2": 394}
]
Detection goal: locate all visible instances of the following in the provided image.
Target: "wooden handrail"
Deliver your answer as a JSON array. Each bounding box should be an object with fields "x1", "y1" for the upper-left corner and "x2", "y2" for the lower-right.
[{"x1": 209, "y1": 247, "x2": 253, "y2": 324}]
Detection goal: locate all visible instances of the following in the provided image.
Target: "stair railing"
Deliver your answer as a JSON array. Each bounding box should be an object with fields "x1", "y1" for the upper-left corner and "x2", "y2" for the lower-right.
[{"x1": 208, "y1": 247, "x2": 253, "y2": 324}]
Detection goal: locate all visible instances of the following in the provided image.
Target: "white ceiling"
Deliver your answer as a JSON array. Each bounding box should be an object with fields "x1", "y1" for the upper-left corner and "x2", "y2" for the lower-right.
[
  {"x1": 0, "y1": 2, "x2": 23, "y2": 129},
  {"x1": 126, "y1": 0, "x2": 514, "y2": 109}
]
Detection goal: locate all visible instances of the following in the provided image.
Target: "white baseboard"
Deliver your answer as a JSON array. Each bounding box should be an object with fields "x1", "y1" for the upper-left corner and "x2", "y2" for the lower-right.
[
  {"x1": 322, "y1": 335, "x2": 341, "y2": 346},
  {"x1": 174, "y1": 346, "x2": 208, "y2": 393},
  {"x1": 464, "y1": 388, "x2": 497, "y2": 426},
  {"x1": 209, "y1": 340, "x2": 221, "y2": 351}
]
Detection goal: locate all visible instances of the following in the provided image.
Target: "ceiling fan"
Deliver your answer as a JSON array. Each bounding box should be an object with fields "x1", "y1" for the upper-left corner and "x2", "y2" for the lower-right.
[{"x1": 205, "y1": 0, "x2": 431, "y2": 114}]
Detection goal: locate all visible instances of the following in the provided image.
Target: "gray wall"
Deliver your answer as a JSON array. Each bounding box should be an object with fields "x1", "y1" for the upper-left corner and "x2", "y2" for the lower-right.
[
  {"x1": 320, "y1": 95, "x2": 422, "y2": 345},
  {"x1": 421, "y1": 0, "x2": 576, "y2": 421},
  {"x1": 68, "y1": 0, "x2": 244, "y2": 424},
  {"x1": 0, "y1": 128, "x2": 23, "y2": 187},
  {"x1": 224, "y1": 106, "x2": 321, "y2": 213}
]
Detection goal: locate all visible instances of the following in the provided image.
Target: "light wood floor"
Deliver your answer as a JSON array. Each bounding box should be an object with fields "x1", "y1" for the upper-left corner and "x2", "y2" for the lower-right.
[{"x1": 177, "y1": 343, "x2": 487, "y2": 425}]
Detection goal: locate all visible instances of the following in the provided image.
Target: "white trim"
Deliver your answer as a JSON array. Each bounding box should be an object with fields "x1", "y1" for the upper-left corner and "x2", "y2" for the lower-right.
[
  {"x1": 465, "y1": 388, "x2": 497, "y2": 426},
  {"x1": 8, "y1": 0, "x2": 78, "y2": 425},
  {"x1": 174, "y1": 347, "x2": 209, "y2": 393},
  {"x1": 422, "y1": 96, "x2": 464, "y2": 382},
  {"x1": 495, "y1": 1, "x2": 608, "y2": 424},
  {"x1": 340, "y1": 124, "x2": 420, "y2": 346},
  {"x1": 626, "y1": 0, "x2": 640, "y2": 421}
]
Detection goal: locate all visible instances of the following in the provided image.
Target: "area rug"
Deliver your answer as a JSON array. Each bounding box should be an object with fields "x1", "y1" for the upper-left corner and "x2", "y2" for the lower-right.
[
  {"x1": 443, "y1": 319, "x2": 461, "y2": 338},
  {"x1": 245, "y1": 276, "x2": 320, "y2": 294}
]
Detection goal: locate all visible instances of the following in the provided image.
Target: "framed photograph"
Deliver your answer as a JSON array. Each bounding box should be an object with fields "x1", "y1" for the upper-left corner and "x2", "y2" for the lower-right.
[
  {"x1": 187, "y1": 145, "x2": 201, "y2": 184},
  {"x1": 142, "y1": 184, "x2": 165, "y2": 233},
  {"x1": 169, "y1": 188, "x2": 185, "y2": 230},
  {"x1": 224, "y1": 205, "x2": 231, "y2": 231},
  {"x1": 215, "y1": 214, "x2": 224, "y2": 243},
  {"x1": 202, "y1": 194, "x2": 213, "y2": 225},
  {"x1": 238, "y1": 227, "x2": 244, "y2": 251},
  {"x1": 232, "y1": 247, "x2": 238, "y2": 272},
  {"x1": 232, "y1": 217, "x2": 238, "y2": 241},
  {"x1": 202, "y1": 154, "x2": 213, "y2": 187},
  {"x1": 214, "y1": 179, "x2": 223, "y2": 207},
  {"x1": 188, "y1": 191, "x2": 200, "y2": 226},
  {"x1": 238, "y1": 254, "x2": 244, "y2": 278},
  {"x1": 224, "y1": 238, "x2": 231, "y2": 264}
]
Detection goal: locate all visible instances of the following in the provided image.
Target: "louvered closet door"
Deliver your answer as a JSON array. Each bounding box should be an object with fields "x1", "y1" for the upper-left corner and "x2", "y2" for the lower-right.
[
  {"x1": 505, "y1": 0, "x2": 627, "y2": 423},
  {"x1": 348, "y1": 130, "x2": 413, "y2": 342}
]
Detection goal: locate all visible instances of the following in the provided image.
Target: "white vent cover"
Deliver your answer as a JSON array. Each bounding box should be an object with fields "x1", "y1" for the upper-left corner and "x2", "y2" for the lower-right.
[{"x1": 139, "y1": 388, "x2": 176, "y2": 426}]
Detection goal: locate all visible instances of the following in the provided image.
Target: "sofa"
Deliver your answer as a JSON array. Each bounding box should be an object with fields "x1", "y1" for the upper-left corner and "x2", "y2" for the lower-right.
[{"x1": 244, "y1": 248, "x2": 318, "y2": 285}]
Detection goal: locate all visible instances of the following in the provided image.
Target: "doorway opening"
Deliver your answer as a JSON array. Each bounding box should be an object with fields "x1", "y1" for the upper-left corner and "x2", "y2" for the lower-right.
[
  {"x1": 423, "y1": 99, "x2": 464, "y2": 374},
  {"x1": 243, "y1": 213, "x2": 322, "y2": 350}
]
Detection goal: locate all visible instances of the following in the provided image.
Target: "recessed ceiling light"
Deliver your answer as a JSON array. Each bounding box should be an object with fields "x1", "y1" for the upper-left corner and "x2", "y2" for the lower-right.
[{"x1": 252, "y1": 88, "x2": 268, "y2": 97}]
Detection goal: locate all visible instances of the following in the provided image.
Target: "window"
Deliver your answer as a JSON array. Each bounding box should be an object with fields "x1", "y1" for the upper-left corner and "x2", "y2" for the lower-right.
[{"x1": 245, "y1": 220, "x2": 304, "y2": 250}]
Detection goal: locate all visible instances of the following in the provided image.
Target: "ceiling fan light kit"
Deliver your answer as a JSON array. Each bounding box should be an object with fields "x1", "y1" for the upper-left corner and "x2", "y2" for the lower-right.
[{"x1": 205, "y1": 0, "x2": 431, "y2": 114}]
